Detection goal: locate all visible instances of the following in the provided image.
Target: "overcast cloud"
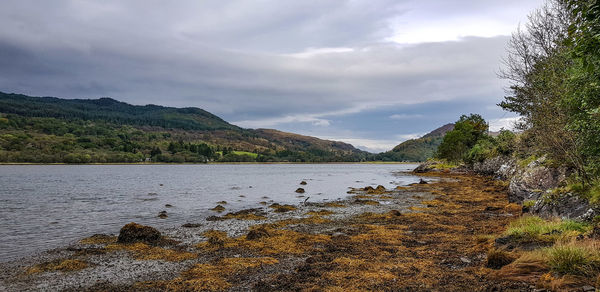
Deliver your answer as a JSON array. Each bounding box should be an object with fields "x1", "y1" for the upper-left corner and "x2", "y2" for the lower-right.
[{"x1": 0, "y1": 0, "x2": 543, "y2": 152}]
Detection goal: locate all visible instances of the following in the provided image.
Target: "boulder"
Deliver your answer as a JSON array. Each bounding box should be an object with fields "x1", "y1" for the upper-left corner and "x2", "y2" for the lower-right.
[
  {"x1": 531, "y1": 192, "x2": 597, "y2": 220},
  {"x1": 300, "y1": 181, "x2": 307, "y2": 185},
  {"x1": 246, "y1": 227, "x2": 270, "y2": 240},
  {"x1": 295, "y1": 188, "x2": 305, "y2": 193},
  {"x1": 117, "y1": 222, "x2": 161, "y2": 244},
  {"x1": 508, "y1": 157, "x2": 569, "y2": 203}
]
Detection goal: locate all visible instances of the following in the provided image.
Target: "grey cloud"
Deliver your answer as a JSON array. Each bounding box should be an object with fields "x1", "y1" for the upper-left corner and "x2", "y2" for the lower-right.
[{"x1": 0, "y1": 0, "x2": 540, "y2": 150}]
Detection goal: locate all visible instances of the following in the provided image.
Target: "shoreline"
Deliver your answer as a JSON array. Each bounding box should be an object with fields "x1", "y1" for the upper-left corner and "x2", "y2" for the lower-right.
[
  {"x1": 0, "y1": 161, "x2": 414, "y2": 166},
  {"x1": 0, "y1": 171, "x2": 530, "y2": 291}
]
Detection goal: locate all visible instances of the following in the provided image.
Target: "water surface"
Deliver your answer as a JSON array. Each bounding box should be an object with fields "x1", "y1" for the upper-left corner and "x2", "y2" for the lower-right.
[{"x1": 0, "y1": 163, "x2": 418, "y2": 262}]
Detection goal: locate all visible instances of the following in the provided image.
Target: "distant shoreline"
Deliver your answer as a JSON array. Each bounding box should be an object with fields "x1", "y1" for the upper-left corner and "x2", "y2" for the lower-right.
[{"x1": 0, "y1": 161, "x2": 417, "y2": 166}]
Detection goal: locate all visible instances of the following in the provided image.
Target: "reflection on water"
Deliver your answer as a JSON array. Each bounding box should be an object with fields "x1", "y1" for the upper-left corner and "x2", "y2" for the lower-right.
[{"x1": 0, "y1": 163, "x2": 418, "y2": 262}]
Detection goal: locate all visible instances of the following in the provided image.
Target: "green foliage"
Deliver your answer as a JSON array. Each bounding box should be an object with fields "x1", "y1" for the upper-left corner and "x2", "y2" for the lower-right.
[
  {"x1": 499, "y1": 0, "x2": 600, "y2": 184},
  {"x1": 0, "y1": 93, "x2": 370, "y2": 163},
  {"x1": 436, "y1": 114, "x2": 489, "y2": 162}
]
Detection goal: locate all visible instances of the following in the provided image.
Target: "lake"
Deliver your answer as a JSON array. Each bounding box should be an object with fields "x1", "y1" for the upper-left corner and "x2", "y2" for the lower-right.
[{"x1": 0, "y1": 163, "x2": 419, "y2": 262}]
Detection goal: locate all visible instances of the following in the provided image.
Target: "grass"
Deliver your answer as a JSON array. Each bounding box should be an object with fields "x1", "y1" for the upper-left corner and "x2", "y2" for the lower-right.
[
  {"x1": 546, "y1": 242, "x2": 600, "y2": 276},
  {"x1": 504, "y1": 215, "x2": 590, "y2": 243},
  {"x1": 216, "y1": 151, "x2": 258, "y2": 158}
]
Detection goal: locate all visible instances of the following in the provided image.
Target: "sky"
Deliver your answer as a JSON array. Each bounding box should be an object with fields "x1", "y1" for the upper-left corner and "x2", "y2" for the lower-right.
[{"x1": 0, "y1": 0, "x2": 544, "y2": 152}]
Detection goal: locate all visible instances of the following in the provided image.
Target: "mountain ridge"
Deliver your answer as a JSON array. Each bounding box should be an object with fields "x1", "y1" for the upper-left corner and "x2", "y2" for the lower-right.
[{"x1": 0, "y1": 91, "x2": 368, "y2": 163}]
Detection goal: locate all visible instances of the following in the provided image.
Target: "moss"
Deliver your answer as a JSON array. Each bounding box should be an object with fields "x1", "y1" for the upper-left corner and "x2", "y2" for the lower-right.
[
  {"x1": 522, "y1": 200, "x2": 536, "y2": 209},
  {"x1": 27, "y1": 259, "x2": 88, "y2": 274},
  {"x1": 105, "y1": 242, "x2": 196, "y2": 261},
  {"x1": 518, "y1": 155, "x2": 538, "y2": 168}
]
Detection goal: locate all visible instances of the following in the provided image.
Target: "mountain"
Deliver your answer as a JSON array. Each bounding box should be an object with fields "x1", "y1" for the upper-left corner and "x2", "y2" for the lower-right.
[
  {"x1": 0, "y1": 92, "x2": 367, "y2": 163},
  {"x1": 375, "y1": 123, "x2": 455, "y2": 162}
]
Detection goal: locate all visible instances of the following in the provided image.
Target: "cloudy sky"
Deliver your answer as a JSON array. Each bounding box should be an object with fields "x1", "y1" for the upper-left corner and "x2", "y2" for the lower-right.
[{"x1": 0, "y1": 0, "x2": 543, "y2": 152}]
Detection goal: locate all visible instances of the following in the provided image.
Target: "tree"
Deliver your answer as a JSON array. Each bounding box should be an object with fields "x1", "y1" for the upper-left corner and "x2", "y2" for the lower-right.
[{"x1": 436, "y1": 114, "x2": 489, "y2": 162}]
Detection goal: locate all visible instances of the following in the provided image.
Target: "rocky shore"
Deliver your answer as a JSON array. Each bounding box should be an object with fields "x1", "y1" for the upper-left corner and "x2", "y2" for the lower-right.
[{"x1": 1, "y1": 166, "x2": 596, "y2": 291}]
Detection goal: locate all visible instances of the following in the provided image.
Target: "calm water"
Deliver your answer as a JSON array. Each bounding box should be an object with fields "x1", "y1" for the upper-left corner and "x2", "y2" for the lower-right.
[{"x1": 0, "y1": 163, "x2": 418, "y2": 262}]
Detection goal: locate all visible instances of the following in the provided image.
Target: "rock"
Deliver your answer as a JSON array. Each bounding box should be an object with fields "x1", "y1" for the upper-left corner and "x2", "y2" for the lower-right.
[
  {"x1": 165, "y1": 204, "x2": 173, "y2": 207},
  {"x1": 158, "y1": 211, "x2": 168, "y2": 218},
  {"x1": 300, "y1": 181, "x2": 307, "y2": 185},
  {"x1": 459, "y1": 257, "x2": 471, "y2": 264},
  {"x1": 159, "y1": 184, "x2": 163, "y2": 186},
  {"x1": 181, "y1": 223, "x2": 202, "y2": 228},
  {"x1": 206, "y1": 216, "x2": 222, "y2": 221},
  {"x1": 472, "y1": 155, "x2": 516, "y2": 179},
  {"x1": 531, "y1": 192, "x2": 596, "y2": 220},
  {"x1": 508, "y1": 156, "x2": 569, "y2": 203},
  {"x1": 246, "y1": 227, "x2": 270, "y2": 240},
  {"x1": 388, "y1": 210, "x2": 402, "y2": 216},
  {"x1": 419, "y1": 179, "x2": 428, "y2": 184},
  {"x1": 211, "y1": 205, "x2": 226, "y2": 212},
  {"x1": 413, "y1": 161, "x2": 438, "y2": 173},
  {"x1": 295, "y1": 188, "x2": 305, "y2": 193},
  {"x1": 582, "y1": 285, "x2": 595, "y2": 292},
  {"x1": 117, "y1": 222, "x2": 161, "y2": 244}
]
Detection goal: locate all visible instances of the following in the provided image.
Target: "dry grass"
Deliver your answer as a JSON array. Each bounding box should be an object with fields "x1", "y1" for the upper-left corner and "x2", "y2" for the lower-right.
[
  {"x1": 27, "y1": 259, "x2": 88, "y2": 274},
  {"x1": 105, "y1": 242, "x2": 197, "y2": 261}
]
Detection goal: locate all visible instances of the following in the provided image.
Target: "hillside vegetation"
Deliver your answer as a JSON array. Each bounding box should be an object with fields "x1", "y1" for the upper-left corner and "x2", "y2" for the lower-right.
[
  {"x1": 374, "y1": 124, "x2": 454, "y2": 162},
  {"x1": 0, "y1": 92, "x2": 368, "y2": 163}
]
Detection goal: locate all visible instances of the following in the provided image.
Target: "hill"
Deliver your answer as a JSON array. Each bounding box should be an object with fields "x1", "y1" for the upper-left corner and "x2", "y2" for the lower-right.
[
  {"x1": 0, "y1": 92, "x2": 367, "y2": 163},
  {"x1": 374, "y1": 124, "x2": 454, "y2": 162}
]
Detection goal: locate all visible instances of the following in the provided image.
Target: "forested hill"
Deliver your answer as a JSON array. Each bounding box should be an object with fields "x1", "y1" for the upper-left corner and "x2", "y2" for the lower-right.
[
  {"x1": 0, "y1": 92, "x2": 238, "y2": 131},
  {"x1": 0, "y1": 92, "x2": 368, "y2": 163},
  {"x1": 374, "y1": 124, "x2": 455, "y2": 162}
]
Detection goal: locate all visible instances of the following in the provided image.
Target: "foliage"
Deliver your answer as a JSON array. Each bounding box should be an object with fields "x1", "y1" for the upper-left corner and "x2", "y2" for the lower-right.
[
  {"x1": 499, "y1": 0, "x2": 600, "y2": 184},
  {"x1": 436, "y1": 114, "x2": 489, "y2": 162},
  {"x1": 0, "y1": 93, "x2": 370, "y2": 163}
]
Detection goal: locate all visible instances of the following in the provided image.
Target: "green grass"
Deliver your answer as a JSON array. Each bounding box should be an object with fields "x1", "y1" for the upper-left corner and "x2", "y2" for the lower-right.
[
  {"x1": 545, "y1": 243, "x2": 600, "y2": 276},
  {"x1": 505, "y1": 216, "x2": 590, "y2": 243},
  {"x1": 216, "y1": 151, "x2": 258, "y2": 158}
]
